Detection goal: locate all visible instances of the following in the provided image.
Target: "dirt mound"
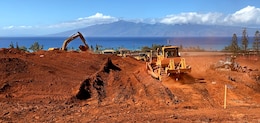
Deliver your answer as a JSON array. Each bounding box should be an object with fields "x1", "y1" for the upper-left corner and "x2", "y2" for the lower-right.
[
  {"x1": 75, "y1": 58, "x2": 120, "y2": 101},
  {"x1": 0, "y1": 49, "x2": 175, "y2": 106},
  {"x1": 74, "y1": 57, "x2": 176, "y2": 106}
]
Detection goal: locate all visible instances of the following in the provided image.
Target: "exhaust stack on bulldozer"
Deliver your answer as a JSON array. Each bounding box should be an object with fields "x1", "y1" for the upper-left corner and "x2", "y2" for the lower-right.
[{"x1": 146, "y1": 46, "x2": 191, "y2": 81}]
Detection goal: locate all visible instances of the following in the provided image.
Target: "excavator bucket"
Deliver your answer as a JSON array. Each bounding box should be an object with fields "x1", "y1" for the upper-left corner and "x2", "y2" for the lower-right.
[{"x1": 79, "y1": 45, "x2": 88, "y2": 51}]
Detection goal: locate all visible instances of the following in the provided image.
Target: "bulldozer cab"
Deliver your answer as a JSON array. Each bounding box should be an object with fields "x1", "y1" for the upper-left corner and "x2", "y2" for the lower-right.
[{"x1": 158, "y1": 46, "x2": 180, "y2": 58}]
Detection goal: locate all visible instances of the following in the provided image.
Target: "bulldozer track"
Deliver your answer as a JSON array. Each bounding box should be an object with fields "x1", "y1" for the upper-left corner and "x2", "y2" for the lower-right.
[{"x1": 159, "y1": 67, "x2": 167, "y2": 81}]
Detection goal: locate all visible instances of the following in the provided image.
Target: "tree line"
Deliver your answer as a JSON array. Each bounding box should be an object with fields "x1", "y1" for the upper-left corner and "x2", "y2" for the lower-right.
[
  {"x1": 223, "y1": 28, "x2": 260, "y2": 55},
  {"x1": 9, "y1": 41, "x2": 43, "y2": 52}
]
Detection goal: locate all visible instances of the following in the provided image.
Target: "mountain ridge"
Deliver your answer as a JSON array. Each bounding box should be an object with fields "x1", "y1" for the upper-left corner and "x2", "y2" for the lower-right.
[{"x1": 50, "y1": 20, "x2": 259, "y2": 37}]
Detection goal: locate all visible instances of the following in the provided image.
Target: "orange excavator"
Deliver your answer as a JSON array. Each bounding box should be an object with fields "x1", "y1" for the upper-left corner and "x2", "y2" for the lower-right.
[{"x1": 48, "y1": 32, "x2": 89, "y2": 51}]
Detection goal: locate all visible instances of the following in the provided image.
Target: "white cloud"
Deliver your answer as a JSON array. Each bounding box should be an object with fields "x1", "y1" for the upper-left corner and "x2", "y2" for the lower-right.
[
  {"x1": 19, "y1": 25, "x2": 33, "y2": 29},
  {"x1": 47, "y1": 13, "x2": 118, "y2": 29},
  {"x1": 159, "y1": 12, "x2": 223, "y2": 25},
  {"x1": 159, "y1": 6, "x2": 260, "y2": 27},
  {"x1": 2, "y1": 25, "x2": 14, "y2": 29},
  {"x1": 86, "y1": 13, "x2": 113, "y2": 19},
  {"x1": 224, "y1": 6, "x2": 260, "y2": 26},
  {"x1": 3, "y1": 25, "x2": 34, "y2": 30}
]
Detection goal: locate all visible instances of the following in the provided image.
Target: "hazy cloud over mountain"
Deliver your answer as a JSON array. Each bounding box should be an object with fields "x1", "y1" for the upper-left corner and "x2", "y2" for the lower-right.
[
  {"x1": 47, "y1": 13, "x2": 119, "y2": 29},
  {"x1": 2, "y1": 13, "x2": 118, "y2": 31},
  {"x1": 159, "y1": 12, "x2": 223, "y2": 25}
]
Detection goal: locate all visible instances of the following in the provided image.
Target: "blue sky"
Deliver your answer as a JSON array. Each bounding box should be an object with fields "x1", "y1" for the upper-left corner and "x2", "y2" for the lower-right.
[{"x1": 0, "y1": 0, "x2": 260, "y2": 36}]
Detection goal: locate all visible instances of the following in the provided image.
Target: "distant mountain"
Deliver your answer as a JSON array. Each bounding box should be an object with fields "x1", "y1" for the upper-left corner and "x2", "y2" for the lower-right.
[{"x1": 51, "y1": 20, "x2": 258, "y2": 37}]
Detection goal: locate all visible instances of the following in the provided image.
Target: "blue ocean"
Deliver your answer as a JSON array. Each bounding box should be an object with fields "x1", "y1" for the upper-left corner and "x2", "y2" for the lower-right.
[{"x1": 0, "y1": 37, "x2": 254, "y2": 51}]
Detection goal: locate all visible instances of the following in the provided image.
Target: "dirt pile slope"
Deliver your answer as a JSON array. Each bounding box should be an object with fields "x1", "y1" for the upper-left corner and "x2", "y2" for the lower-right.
[{"x1": 0, "y1": 48, "x2": 175, "y2": 105}]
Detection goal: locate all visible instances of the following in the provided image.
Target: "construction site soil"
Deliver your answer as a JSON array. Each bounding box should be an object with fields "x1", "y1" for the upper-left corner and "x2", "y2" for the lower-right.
[{"x1": 0, "y1": 48, "x2": 259, "y2": 122}]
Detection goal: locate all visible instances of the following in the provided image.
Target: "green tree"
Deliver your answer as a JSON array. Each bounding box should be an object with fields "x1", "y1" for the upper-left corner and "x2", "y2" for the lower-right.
[
  {"x1": 151, "y1": 44, "x2": 162, "y2": 51},
  {"x1": 230, "y1": 33, "x2": 239, "y2": 54},
  {"x1": 241, "y1": 28, "x2": 249, "y2": 53},
  {"x1": 95, "y1": 44, "x2": 102, "y2": 53},
  {"x1": 19, "y1": 46, "x2": 28, "y2": 51},
  {"x1": 29, "y1": 42, "x2": 43, "y2": 52},
  {"x1": 140, "y1": 44, "x2": 163, "y2": 52},
  {"x1": 16, "y1": 42, "x2": 19, "y2": 49},
  {"x1": 9, "y1": 42, "x2": 14, "y2": 48},
  {"x1": 15, "y1": 42, "x2": 28, "y2": 52},
  {"x1": 90, "y1": 45, "x2": 94, "y2": 51},
  {"x1": 222, "y1": 45, "x2": 231, "y2": 51},
  {"x1": 141, "y1": 46, "x2": 151, "y2": 52},
  {"x1": 253, "y1": 30, "x2": 260, "y2": 55}
]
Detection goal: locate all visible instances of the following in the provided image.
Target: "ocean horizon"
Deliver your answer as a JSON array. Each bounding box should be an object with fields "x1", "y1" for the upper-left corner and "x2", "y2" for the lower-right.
[{"x1": 0, "y1": 36, "x2": 255, "y2": 51}]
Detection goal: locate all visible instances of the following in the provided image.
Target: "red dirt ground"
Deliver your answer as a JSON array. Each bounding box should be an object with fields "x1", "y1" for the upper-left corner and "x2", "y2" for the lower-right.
[{"x1": 0, "y1": 48, "x2": 259, "y2": 122}]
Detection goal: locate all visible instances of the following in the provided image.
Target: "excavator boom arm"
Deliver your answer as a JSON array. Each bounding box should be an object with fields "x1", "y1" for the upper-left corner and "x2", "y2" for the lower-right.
[{"x1": 61, "y1": 32, "x2": 89, "y2": 51}]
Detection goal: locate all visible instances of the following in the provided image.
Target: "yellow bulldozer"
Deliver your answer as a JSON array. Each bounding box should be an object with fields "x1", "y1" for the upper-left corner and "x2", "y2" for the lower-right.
[
  {"x1": 48, "y1": 32, "x2": 89, "y2": 51},
  {"x1": 146, "y1": 45, "x2": 191, "y2": 81}
]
